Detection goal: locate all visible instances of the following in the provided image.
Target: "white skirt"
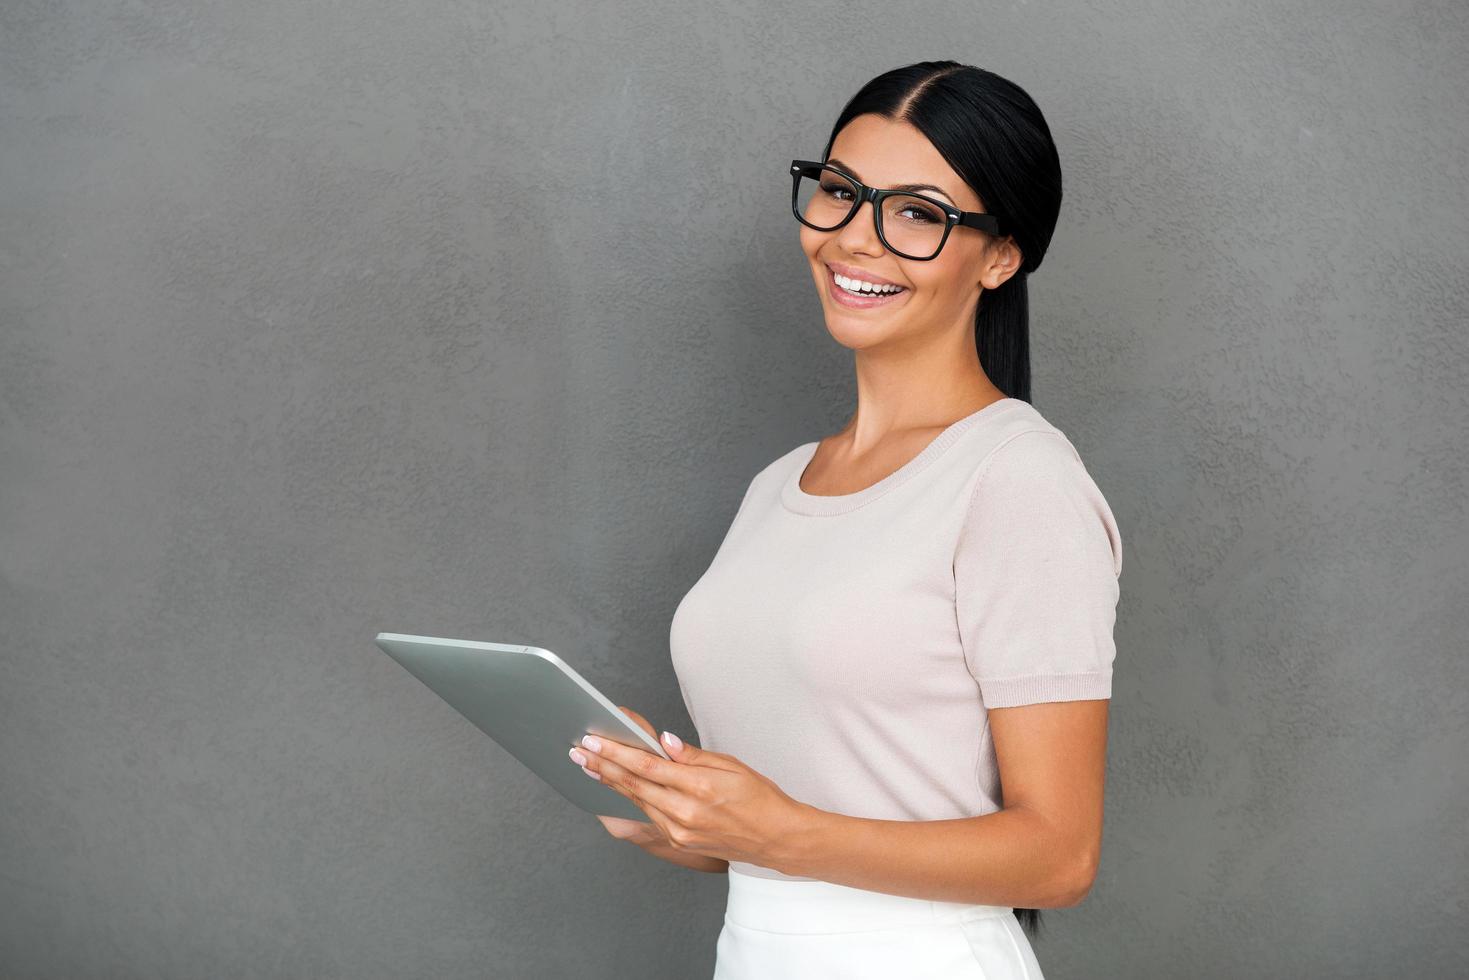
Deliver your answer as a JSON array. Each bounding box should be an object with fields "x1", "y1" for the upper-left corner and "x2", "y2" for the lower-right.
[{"x1": 712, "y1": 868, "x2": 1046, "y2": 980}]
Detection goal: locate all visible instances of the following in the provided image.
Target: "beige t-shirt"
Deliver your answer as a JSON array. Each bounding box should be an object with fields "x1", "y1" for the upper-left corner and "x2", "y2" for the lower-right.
[{"x1": 668, "y1": 397, "x2": 1123, "y2": 880}]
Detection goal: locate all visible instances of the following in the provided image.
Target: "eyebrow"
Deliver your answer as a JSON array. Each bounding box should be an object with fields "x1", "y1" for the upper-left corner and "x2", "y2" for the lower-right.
[{"x1": 825, "y1": 158, "x2": 957, "y2": 204}]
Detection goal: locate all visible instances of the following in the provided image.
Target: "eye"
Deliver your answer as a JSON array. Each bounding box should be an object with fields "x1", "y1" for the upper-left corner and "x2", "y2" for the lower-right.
[
  {"x1": 819, "y1": 181, "x2": 854, "y2": 201},
  {"x1": 894, "y1": 201, "x2": 944, "y2": 224}
]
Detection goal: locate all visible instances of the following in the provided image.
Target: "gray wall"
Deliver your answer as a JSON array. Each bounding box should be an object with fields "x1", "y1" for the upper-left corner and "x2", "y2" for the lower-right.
[{"x1": 2, "y1": 1, "x2": 1464, "y2": 977}]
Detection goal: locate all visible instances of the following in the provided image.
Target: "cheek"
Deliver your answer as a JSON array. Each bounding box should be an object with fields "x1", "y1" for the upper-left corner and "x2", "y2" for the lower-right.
[
  {"x1": 908, "y1": 253, "x2": 973, "y2": 302},
  {"x1": 798, "y1": 225, "x2": 826, "y2": 260}
]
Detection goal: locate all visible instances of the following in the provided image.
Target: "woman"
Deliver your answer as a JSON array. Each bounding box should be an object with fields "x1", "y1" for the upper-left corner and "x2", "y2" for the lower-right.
[{"x1": 566, "y1": 60, "x2": 1122, "y2": 979}]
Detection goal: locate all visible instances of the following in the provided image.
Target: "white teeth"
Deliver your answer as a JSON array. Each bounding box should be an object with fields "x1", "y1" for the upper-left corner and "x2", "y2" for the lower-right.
[{"x1": 833, "y1": 271, "x2": 903, "y2": 295}]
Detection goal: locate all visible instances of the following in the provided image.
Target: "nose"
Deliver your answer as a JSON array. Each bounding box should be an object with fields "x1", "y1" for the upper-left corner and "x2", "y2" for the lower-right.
[{"x1": 833, "y1": 197, "x2": 885, "y2": 256}]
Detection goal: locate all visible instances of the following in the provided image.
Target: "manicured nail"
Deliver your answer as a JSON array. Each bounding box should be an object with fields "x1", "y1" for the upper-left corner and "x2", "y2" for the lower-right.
[
  {"x1": 661, "y1": 730, "x2": 683, "y2": 751},
  {"x1": 568, "y1": 747, "x2": 587, "y2": 766},
  {"x1": 581, "y1": 766, "x2": 601, "y2": 780},
  {"x1": 581, "y1": 735, "x2": 601, "y2": 753}
]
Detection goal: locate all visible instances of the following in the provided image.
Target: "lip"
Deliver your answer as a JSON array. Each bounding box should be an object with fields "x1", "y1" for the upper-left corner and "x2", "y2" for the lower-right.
[
  {"x1": 825, "y1": 261, "x2": 904, "y2": 287},
  {"x1": 825, "y1": 265, "x2": 910, "y2": 310}
]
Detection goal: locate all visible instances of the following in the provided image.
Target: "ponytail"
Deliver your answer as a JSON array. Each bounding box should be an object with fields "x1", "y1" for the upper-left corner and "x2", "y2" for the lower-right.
[{"x1": 975, "y1": 269, "x2": 1032, "y2": 403}]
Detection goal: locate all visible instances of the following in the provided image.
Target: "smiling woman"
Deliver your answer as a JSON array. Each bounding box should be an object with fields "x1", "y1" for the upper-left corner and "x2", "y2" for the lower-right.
[{"x1": 585, "y1": 59, "x2": 1114, "y2": 980}]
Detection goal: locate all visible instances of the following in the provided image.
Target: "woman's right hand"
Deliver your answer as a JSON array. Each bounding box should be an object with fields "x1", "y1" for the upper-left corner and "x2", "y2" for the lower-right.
[
  {"x1": 595, "y1": 814, "x2": 665, "y2": 847},
  {"x1": 593, "y1": 705, "x2": 673, "y2": 849}
]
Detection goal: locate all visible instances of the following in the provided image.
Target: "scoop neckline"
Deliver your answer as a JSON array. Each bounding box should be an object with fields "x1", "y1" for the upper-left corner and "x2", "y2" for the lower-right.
[{"x1": 780, "y1": 397, "x2": 1023, "y2": 516}]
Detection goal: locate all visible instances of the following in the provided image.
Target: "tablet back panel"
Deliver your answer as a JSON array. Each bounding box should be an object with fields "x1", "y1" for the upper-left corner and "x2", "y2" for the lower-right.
[{"x1": 375, "y1": 632, "x2": 668, "y2": 822}]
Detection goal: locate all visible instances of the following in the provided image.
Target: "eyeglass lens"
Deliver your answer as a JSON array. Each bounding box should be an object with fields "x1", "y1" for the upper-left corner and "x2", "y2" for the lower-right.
[{"x1": 794, "y1": 165, "x2": 950, "y2": 260}]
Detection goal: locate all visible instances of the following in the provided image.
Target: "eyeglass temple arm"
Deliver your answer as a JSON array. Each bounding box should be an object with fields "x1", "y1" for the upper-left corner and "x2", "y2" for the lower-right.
[{"x1": 959, "y1": 212, "x2": 1003, "y2": 236}]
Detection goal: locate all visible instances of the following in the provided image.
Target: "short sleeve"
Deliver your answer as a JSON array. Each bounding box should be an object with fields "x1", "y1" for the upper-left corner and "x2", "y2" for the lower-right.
[{"x1": 953, "y1": 429, "x2": 1123, "y2": 708}]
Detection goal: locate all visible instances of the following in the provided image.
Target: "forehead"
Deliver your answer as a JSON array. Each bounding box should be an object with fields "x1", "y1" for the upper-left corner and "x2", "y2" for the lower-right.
[{"x1": 827, "y1": 114, "x2": 983, "y2": 211}]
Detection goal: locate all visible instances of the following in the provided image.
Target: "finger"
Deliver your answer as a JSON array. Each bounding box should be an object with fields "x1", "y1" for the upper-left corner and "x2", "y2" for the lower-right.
[
  {"x1": 632, "y1": 797, "x2": 686, "y2": 847},
  {"x1": 593, "y1": 769, "x2": 686, "y2": 844},
  {"x1": 597, "y1": 814, "x2": 664, "y2": 847},
  {"x1": 596, "y1": 814, "x2": 645, "y2": 838},
  {"x1": 579, "y1": 737, "x2": 693, "y2": 820},
  {"x1": 653, "y1": 733, "x2": 741, "y2": 774},
  {"x1": 579, "y1": 733, "x2": 698, "y2": 792},
  {"x1": 617, "y1": 705, "x2": 659, "y2": 739}
]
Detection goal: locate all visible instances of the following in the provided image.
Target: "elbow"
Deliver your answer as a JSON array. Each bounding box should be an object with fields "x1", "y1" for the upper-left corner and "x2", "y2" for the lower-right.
[
  {"x1": 1017, "y1": 806, "x2": 1103, "y2": 908},
  {"x1": 1058, "y1": 847, "x2": 1100, "y2": 908}
]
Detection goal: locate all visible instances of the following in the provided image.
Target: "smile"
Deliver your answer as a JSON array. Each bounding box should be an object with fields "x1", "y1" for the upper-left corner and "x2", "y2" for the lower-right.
[{"x1": 826, "y1": 267, "x2": 909, "y2": 309}]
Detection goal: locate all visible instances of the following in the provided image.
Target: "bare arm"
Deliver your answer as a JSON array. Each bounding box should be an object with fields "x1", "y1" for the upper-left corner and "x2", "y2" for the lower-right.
[{"x1": 771, "y1": 699, "x2": 1109, "y2": 908}]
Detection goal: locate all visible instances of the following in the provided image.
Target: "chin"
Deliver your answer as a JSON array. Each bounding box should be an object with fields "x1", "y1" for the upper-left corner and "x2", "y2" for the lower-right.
[{"x1": 822, "y1": 312, "x2": 902, "y2": 351}]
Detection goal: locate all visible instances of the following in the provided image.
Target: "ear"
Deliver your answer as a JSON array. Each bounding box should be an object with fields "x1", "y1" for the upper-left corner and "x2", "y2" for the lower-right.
[{"x1": 977, "y1": 237, "x2": 1024, "y2": 291}]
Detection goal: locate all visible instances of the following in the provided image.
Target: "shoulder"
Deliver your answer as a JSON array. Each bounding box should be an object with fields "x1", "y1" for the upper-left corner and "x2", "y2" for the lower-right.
[
  {"x1": 723, "y1": 440, "x2": 815, "y2": 519},
  {"x1": 964, "y1": 400, "x2": 1088, "y2": 488},
  {"x1": 957, "y1": 402, "x2": 1123, "y2": 575},
  {"x1": 748, "y1": 440, "x2": 816, "y2": 490}
]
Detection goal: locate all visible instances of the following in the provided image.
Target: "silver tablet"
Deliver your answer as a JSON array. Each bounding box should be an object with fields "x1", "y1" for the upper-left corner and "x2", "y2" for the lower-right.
[{"x1": 374, "y1": 632, "x2": 670, "y2": 822}]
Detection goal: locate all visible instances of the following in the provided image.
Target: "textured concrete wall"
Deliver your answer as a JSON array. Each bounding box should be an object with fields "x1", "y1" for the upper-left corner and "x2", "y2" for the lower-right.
[{"x1": 2, "y1": 1, "x2": 1465, "y2": 977}]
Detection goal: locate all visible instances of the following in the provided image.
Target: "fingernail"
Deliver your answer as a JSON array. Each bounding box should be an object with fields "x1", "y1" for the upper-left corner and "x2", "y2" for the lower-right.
[
  {"x1": 581, "y1": 765, "x2": 601, "y2": 780},
  {"x1": 581, "y1": 735, "x2": 601, "y2": 752},
  {"x1": 661, "y1": 730, "x2": 683, "y2": 751},
  {"x1": 568, "y1": 747, "x2": 587, "y2": 766}
]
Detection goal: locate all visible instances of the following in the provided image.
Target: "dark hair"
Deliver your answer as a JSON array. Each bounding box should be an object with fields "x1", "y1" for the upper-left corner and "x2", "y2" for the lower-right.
[
  {"x1": 818, "y1": 61, "x2": 1067, "y2": 940},
  {"x1": 818, "y1": 60, "x2": 1064, "y2": 407}
]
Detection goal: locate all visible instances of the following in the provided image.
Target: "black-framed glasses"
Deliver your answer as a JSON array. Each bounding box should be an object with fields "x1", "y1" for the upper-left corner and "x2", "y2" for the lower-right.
[{"x1": 789, "y1": 159, "x2": 1003, "y2": 261}]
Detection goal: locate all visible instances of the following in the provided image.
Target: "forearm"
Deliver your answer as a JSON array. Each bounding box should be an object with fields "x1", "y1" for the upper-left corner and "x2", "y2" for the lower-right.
[
  {"x1": 634, "y1": 840, "x2": 729, "y2": 874},
  {"x1": 771, "y1": 802, "x2": 1088, "y2": 908}
]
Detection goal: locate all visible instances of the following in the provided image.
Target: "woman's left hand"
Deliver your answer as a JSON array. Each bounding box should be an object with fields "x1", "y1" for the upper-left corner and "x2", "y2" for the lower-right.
[{"x1": 569, "y1": 721, "x2": 812, "y2": 871}]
